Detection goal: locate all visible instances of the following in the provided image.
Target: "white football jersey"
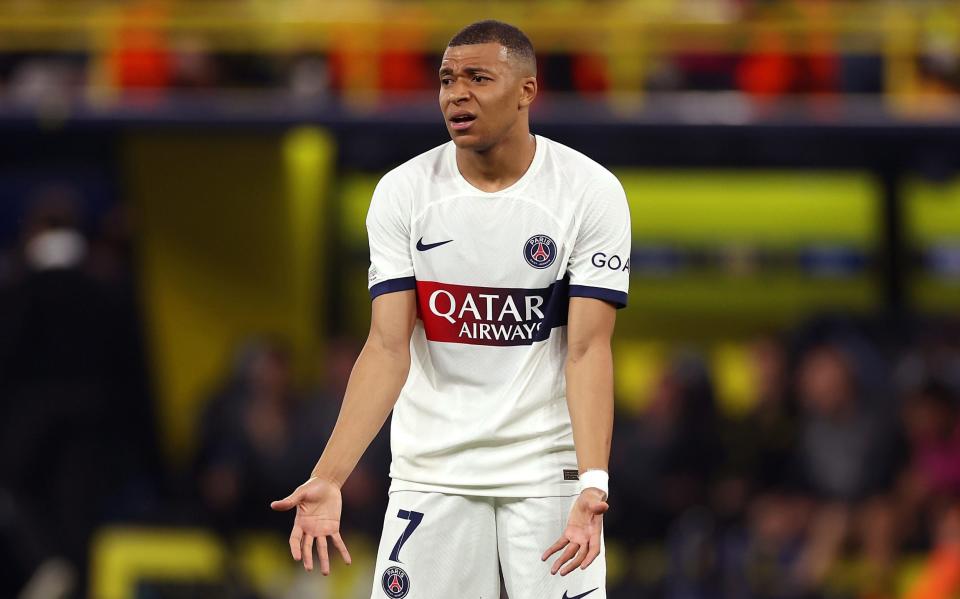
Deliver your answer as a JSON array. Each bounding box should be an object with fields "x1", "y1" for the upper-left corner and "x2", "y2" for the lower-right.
[{"x1": 366, "y1": 135, "x2": 630, "y2": 497}]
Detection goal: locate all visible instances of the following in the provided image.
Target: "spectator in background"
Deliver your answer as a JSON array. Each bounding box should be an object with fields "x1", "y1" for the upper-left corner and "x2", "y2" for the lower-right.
[
  {"x1": 715, "y1": 334, "x2": 798, "y2": 523},
  {"x1": 6, "y1": 54, "x2": 85, "y2": 111},
  {"x1": 194, "y1": 337, "x2": 388, "y2": 538},
  {"x1": 794, "y1": 343, "x2": 896, "y2": 502},
  {"x1": 288, "y1": 53, "x2": 331, "y2": 105},
  {"x1": 791, "y1": 342, "x2": 902, "y2": 592},
  {"x1": 169, "y1": 36, "x2": 218, "y2": 89},
  {"x1": 86, "y1": 202, "x2": 136, "y2": 286},
  {"x1": 195, "y1": 339, "x2": 316, "y2": 532},
  {"x1": 377, "y1": 22, "x2": 431, "y2": 97},
  {"x1": 899, "y1": 382, "x2": 960, "y2": 550},
  {"x1": 325, "y1": 18, "x2": 431, "y2": 102},
  {"x1": 0, "y1": 187, "x2": 153, "y2": 599},
  {"x1": 611, "y1": 352, "x2": 721, "y2": 546},
  {"x1": 720, "y1": 492, "x2": 810, "y2": 599},
  {"x1": 710, "y1": 335, "x2": 809, "y2": 597},
  {"x1": 86, "y1": 202, "x2": 162, "y2": 521},
  {"x1": 732, "y1": 0, "x2": 840, "y2": 101},
  {"x1": 106, "y1": 2, "x2": 173, "y2": 94}
]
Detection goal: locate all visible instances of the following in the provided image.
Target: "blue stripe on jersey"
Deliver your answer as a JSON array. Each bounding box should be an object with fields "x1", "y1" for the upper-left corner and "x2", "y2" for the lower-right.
[
  {"x1": 370, "y1": 276, "x2": 417, "y2": 299},
  {"x1": 569, "y1": 284, "x2": 628, "y2": 309},
  {"x1": 539, "y1": 275, "x2": 570, "y2": 334}
]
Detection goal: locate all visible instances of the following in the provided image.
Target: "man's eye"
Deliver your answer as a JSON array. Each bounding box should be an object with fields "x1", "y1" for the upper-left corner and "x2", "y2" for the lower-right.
[
  {"x1": 440, "y1": 78, "x2": 452, "y2": 86},
  {"x1": 472, "y1": 75, "x2": 489, "y2": 82}
]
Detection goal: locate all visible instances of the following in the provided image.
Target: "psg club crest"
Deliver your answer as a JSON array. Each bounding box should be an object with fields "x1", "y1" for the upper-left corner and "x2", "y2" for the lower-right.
[
  {"x1": 381, "y1": 566, "x2": 410, "y2": 598},
  {"x1": 524, "y1": 234, "x2": 557, "y2": 269}
]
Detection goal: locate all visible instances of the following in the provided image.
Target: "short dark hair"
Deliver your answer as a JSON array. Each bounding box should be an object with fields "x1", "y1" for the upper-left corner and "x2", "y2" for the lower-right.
[{"x1": 448, "y1": 20, "x2": 536, "y2": 75}]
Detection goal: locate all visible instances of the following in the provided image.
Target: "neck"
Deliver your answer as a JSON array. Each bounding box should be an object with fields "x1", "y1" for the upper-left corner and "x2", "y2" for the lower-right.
[{"x1": 455, "y1": 126, "x2": 536, "y2": 193}]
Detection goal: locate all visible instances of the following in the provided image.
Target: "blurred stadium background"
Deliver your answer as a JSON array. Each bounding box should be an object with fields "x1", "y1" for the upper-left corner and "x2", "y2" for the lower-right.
[{"x1": 2, "y1": 0, "x2": 960, "y2": 598}]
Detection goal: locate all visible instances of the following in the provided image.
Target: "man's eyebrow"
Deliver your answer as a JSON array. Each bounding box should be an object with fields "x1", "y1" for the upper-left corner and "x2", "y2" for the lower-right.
[{"x1": 438, "y1": 65, "x2": 493, "y2": 77}]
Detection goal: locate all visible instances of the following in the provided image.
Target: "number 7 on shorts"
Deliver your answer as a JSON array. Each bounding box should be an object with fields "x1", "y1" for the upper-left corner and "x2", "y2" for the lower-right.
[{"x1": 388, "y1": 510, "x2": 423, "y2": 563}]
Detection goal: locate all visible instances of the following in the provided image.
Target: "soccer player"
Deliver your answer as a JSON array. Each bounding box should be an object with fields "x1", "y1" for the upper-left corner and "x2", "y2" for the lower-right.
[{"x1": 271, "y1": 19, "x2": 630, "y2": 599}]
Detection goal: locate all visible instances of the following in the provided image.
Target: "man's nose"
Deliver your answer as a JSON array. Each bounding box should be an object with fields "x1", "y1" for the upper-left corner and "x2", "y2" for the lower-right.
[{"x1": 448, "y1": 80, "x2": 470, "y2": 103}]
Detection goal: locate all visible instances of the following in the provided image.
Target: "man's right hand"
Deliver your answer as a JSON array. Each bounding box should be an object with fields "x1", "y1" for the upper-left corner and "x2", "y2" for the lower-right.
[{"x1": 271, "y1": 477, "x2": 353, "y2": 575}]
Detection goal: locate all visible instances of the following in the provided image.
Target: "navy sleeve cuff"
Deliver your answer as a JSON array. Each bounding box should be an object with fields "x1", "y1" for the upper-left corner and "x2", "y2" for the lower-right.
[
  {"x1": 370, "y1": 276, "x2": 417, "y2": 300},
  {"x1": 569, "y1": 284, "x2": 628, "y2": 309}
]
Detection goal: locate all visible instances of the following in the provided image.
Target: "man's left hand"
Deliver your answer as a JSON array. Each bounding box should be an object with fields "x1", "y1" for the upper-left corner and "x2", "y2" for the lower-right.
[{"x1": 541, "y1": 488, "x2": 608, "y2": 575}]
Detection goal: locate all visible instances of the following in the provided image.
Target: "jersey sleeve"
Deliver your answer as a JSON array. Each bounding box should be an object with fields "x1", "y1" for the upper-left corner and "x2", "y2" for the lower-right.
[
  {"x1": 567, "y1": 173, "x2": 631, "y2": 308},
  {"x1": 366, "y1": 172, "x2": 416, "y2": 299}
]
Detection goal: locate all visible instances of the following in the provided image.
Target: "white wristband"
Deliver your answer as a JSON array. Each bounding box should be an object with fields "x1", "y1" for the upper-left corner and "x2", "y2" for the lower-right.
[{"x1": 578, "y1": 469, "x2": 609, "y2": 500}]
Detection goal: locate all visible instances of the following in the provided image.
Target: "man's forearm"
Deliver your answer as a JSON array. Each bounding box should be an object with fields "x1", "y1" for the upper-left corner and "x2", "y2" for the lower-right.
[
  {"x1": 310, "y1": 338, "x2": 410, "y2": 487},
  {"x1": 564, "y1": 342, "x2": 614, "y2": 474}
]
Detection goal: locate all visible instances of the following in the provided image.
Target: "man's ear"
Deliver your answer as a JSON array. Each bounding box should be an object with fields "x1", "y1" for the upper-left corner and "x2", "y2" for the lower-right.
[{"x1": 519, "y1": 76, "x2": 538, "y2": 109}]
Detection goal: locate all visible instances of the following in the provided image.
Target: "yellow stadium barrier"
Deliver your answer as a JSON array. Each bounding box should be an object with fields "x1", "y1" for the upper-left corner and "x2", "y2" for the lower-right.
[
  {"x1": 89, "y1": 526, "x2": 226, "y2": 599},
  {"x1": 90, "y1": 527, "x2": 381, "y2": 599}
]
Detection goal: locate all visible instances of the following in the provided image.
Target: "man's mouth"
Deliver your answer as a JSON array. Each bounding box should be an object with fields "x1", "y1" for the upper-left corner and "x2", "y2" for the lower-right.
[{"x1": 449, "y1": 113, "x2": 476, "y2": 130}]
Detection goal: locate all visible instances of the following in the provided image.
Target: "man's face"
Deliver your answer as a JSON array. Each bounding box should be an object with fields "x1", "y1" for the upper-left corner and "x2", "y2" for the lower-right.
[{"x1": 439, "y1": 42, "x2": 533, "y2": 150}]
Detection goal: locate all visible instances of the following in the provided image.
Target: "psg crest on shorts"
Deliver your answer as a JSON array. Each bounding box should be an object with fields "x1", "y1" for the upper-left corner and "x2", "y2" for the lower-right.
[
  {"x1": 524, "y1": 234, "x2": 557, "y2": 269},
  {"x1": 381, "y1": 566, "x2": 410, "y2": 598}
]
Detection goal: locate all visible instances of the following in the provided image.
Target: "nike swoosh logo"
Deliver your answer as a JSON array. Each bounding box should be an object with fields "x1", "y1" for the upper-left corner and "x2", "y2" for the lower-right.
[
  {"x1": 562, "y1": 589, "x2": 599, "y2": 599},
  {"x1": 416, "y1": 237, "x2": 453, "y2": 251}
]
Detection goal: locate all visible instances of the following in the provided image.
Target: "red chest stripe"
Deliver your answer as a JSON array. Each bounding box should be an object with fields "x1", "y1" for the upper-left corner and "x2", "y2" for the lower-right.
[{"x1": 415, "y1": 277, "x2": 569, "y2": 346}]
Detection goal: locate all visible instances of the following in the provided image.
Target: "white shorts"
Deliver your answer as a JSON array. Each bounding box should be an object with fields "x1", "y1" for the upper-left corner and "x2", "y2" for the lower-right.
[{"x1": 369, "y1": 491, "x2": 606, "y2": 599}]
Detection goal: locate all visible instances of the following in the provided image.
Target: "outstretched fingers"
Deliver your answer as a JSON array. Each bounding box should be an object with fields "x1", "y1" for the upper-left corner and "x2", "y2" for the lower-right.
[
  {"x1": 292, "y1": 530, "x2": 352, "y2": 574},
  {"x1": 551, "y1": 542, "x2": 580, "y2": 575},
  {"x1": 581, "y1": 537, "x2": 602, "y2": 570},
  {"x1": 318, "y1": 536, "x2": 330, "y2": 575},
  {"x1": 332, "y1": 533, "x2": 352, "y2": 565},
  {"x1": 289, "y1": 528, "x2": 303, "y2": 561},
  {"x1": 541, "y1": 536, "x2": 568, "y2": 562},
  {"x1": 302, "y1": 535, "x2": 315, "y2": 571},
  {"x1": 559, "y1": 543, "x2": 588, "y2": 576}
]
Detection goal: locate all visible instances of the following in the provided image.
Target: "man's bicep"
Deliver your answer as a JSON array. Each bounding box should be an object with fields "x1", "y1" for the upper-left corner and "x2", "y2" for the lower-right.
[
  {"x1": 566, "y1": 297, "x2": 617, "y2": 359},
  {"x1": 369, "y1": 289, "x2": 417, "y2": 354}
]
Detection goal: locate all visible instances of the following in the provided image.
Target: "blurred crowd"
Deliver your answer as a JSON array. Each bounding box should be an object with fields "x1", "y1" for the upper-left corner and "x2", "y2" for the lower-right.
[
  {"x1": 0, "y1": 189, "x2": 960, "y2": 599},
  {"x1": 0, "y1": 0, "x2": 959, "y2": 112},
  {"x1": 607, "y1": 321, "x2": 960, "y2": 599},
  {"x1": 0, "y1": 186, "x2": 158, "y2": 597},
  {"x1": 0, "y1": 184, "x2": 390, "y2": 599}
]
